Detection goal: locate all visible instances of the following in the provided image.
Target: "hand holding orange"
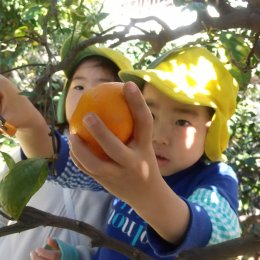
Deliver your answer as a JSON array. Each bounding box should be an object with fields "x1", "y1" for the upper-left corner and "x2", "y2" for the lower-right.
[{"x1": 69, "y1": 82, "x2": 134, "y2": 158}]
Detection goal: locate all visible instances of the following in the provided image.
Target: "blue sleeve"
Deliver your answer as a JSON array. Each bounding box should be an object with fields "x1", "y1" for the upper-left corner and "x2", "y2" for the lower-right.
[
  {"x1": 188, "y1": 188, "x2": 241, "y2": 244},
  {"x1": 211, "y1": 162, "x2": 239, "y2": 214},
  {"x1": 48, "y1": 131, "x2": 105, "y2": 191},
  {"x1": 21, "y1": 130, "x2": 104, "y2": 191},
  {"x1": 146, "y1": 197, "x2": 212, "y2": 257},
  {"x1": 146, "y1": 188, "x2": 241, "y2": 258}
]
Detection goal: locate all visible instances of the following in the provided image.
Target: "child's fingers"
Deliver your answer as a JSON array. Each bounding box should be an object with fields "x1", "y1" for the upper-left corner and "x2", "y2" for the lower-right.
[
  {"x1": 36, "y1": 248, "x2": 60, "y2": 259},
  {"x1": 69, "y1": 134, "x2": 115, "y2": 177},
  {"x1": 47, "y1": 238, "x2": 59, "y2": 250},
  {"x1": 70, "y1": 149, "x2": 91, "y2": 174},
  {"x1": 81, "y1": 113, "x2": 132, "y2": 164},
  {"x1": 30, "y1": 250, "x2": 41, "y2": 260},
  {"x1": 123, "y1": 82, "x2": 153, "y2": 146},
  {"x1": 30, "y1": 248, "x2": 60, "y2": 260}
]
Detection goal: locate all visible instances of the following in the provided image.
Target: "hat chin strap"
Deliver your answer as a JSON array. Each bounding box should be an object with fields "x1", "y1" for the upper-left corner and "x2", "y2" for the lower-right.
[
  {"x1": 57, "y1": 80, "x2": 70, "y2": 124},
  {"x1": 205, "y1": 110, "x2": 229, "y2": 162}
]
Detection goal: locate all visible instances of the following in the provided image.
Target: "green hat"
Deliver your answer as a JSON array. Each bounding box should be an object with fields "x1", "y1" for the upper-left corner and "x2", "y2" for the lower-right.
[
  {"x1": 57, "y1": 35, "x2": 133, "y2": 123},
  {"x1": 119, "y1": 46, "x2": 239, "y2": 162},
  {"x1": 60, "y1": 35, "x2": 133, "y2": 79}
]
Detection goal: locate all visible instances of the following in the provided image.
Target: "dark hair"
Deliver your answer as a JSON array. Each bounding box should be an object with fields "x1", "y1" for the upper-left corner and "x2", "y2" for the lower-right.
[
  {"x1": 207, "y1": 107, "x2": 215, "y2": 120},
  {"x1": 70, "y1": 55, "x2": 121, "y2": 81}
]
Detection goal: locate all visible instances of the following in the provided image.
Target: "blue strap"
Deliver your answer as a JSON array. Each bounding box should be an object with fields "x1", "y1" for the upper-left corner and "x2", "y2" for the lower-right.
[{"x1": 54, "y1": 238, "x2": 80, "y2": 260}]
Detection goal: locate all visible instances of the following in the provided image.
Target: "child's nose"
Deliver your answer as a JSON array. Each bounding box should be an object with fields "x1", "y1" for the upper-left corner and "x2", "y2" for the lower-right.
[{"x1": 152, "y1": 124, "x2": 170, "y2": 145}]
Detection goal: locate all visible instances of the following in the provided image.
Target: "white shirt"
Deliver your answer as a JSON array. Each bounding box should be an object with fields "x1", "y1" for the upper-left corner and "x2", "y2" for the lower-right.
[{"x1": 0, "y1": 148, "x2": 112, "y2": 260}]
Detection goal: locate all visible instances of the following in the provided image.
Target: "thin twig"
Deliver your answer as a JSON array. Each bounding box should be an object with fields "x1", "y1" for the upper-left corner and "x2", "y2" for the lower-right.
[{"x1": 0, "y1": 64, "x2": 46, "y2": 75}]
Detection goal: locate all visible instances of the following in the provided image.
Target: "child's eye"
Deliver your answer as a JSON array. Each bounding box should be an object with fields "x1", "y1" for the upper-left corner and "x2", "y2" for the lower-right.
[
  {"x1": 73, "y1": 85, "x2": 84, "y2": 90},
  {"x1": 176, "y1": 120, "x2": 191, "y2": 127}
]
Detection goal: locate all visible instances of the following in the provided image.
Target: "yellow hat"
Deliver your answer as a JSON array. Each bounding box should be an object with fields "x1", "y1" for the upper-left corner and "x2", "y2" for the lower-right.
[
  {"x1": 57, "y1": 35, "x2": 133, "y2": 123},
  {"x1": 119, "y1": 46, "x2": 239, "y2": 161}
]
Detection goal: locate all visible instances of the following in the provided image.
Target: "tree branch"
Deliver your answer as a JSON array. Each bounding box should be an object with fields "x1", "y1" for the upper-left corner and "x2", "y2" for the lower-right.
[
  {"x1": 208, "y1": 0, "x2": 236, "y2": 15},
  {"x1": 0, "y1": 64, "x2": 46, "y2": 75},
  {"x1": 177, "y1": 234, "x2": 260, "y2": 260},
  {"x1": 30, "y1": 4, "x2": 260, "y2": 100},
  {"x1": 1, "y1": 207, "x2": 259, "y2": 259},
  {"x1": 0, "y1": 206, "x2": 151, "y2": 260}
]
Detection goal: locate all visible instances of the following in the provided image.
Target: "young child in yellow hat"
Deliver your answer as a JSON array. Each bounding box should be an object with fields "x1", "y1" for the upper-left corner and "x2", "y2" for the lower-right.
[{"x1": 29, "y1": 46, "x2": 241, "y2": 259}]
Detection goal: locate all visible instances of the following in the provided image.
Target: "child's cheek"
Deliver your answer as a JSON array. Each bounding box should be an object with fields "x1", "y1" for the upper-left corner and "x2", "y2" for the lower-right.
[{"x1": 66, "y1": 92, "x2": 81, "y2": 121}]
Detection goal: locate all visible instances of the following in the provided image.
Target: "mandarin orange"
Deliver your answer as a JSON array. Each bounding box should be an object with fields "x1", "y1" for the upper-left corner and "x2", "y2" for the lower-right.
[{"x1": 69, "y1": 82, "x2": 134, "y2": 158}]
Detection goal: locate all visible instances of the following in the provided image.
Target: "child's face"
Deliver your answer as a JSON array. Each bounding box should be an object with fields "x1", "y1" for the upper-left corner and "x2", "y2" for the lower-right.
[
  {"x1": 143, "y1": 83, "x2": 212, "y2": 176},
  {"x1": 66, "y1": 59, "x2": 117, "y2": 121}
]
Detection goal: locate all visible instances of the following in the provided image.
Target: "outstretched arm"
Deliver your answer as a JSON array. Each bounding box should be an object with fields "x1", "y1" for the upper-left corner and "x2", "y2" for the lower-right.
[
  {"x1": 69, "y1": 81, "x2": 190, "y2": 244},
  {"x1": 0, "y1": 75, "x2": 54, "y2": 158}
]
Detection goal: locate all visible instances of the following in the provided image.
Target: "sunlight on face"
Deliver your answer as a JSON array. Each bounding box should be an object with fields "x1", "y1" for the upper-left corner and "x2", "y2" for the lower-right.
[
  {"x1": 185, "y1": 127, "x2": 196, "y2": 149},
  {"x1": 143, "y1": 83, "x2": 212, "y2": 176}
]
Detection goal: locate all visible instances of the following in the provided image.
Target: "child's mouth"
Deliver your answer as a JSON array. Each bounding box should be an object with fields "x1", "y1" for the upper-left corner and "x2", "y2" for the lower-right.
[{"x1": 156, "y1": 155, "x2": 169, "y2": 167}]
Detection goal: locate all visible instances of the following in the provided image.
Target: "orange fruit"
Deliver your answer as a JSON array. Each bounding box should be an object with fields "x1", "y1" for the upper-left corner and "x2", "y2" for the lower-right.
[{"x1": 69, "y1": 82, "x2": 134, "y2": 158}]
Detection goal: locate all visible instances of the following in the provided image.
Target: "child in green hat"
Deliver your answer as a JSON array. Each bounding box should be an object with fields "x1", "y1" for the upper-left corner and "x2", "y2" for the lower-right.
[
  {"x1": 39, "y1": 46, "x2": 241, "y2": 259},
  {"x1": 0, "y1": 36, "x2": 132, "y2": 259}
]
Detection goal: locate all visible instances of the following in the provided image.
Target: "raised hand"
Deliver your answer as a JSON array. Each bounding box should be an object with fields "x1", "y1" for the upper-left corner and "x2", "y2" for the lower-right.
[
  {"x1": 69, "y1": 81, "x2": 161, "y2": 206},
  {"x1": 0, "y1": 75, "x2": 54, "y2": 158},
  {"x1": 0, "y1": 75, "x2": 37, "y2": 129}
]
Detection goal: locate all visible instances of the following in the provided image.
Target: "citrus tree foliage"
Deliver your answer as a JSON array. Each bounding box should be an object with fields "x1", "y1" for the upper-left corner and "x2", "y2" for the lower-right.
[{"x1": 0, "y1": 0, "x2": 259, "y2": 238}]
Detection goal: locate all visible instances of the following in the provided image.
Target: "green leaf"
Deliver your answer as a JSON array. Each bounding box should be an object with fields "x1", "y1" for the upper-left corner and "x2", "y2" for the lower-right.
[
  {"x1": 0, "y1": 151, "x2": 15, "y2": 170},
  {"x1": 218, "y1": 32, "x2": 253, "y2": 88},
  {"x1": 14, "y1": 26, "x2": 29, "y2": 37},
  {"x1": 80, "y1": 27, "x2": 92, "y2": 38},
  {"x1": 65, "y1": 0, "x2": 80, "y2": 7},
  {"x1": 96, "y1": 12, "x2": 109, "y2": 23},
  {"x1": 229, "y1": 66, "x2": 252, "y2": 89},
  {"x1": 70, "y1": 8, "x2": 86, "y2": 23},
  {"x1": 23, "y1": 5, "x2": 44, "y2": 22},
  {"x1": 65, "y1": 0, "x2": 74, "y2": 7},
  {"x1": 0, "y1": 158, "x2": 48, "y2": 219}
]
